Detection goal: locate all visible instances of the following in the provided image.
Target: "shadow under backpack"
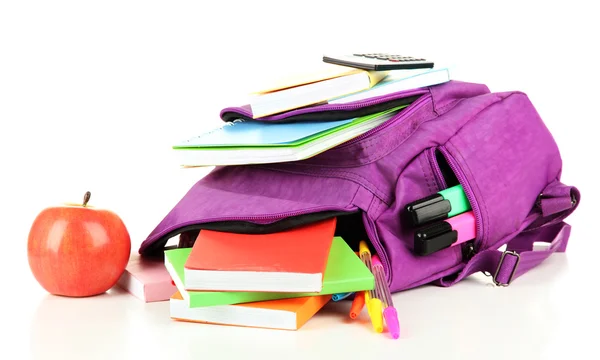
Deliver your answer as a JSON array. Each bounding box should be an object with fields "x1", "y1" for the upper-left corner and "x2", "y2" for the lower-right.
[{"x1": 139, "y1": 80, "x2": 580, "y2": 292}]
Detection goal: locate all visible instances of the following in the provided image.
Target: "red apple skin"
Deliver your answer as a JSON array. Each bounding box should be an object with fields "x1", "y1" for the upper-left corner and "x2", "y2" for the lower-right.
[{"x1": 27, "y1": 205, "x2": 131, "y2": 297}]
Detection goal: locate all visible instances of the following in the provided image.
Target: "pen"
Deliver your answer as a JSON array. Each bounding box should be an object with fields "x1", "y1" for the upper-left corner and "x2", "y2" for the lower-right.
[
  {"x1": 359, "y1": 240, "x2": 383, "y2": 333},
  {"x1": 348, "y1": 251, "x2": 366, "y2": 319},
  {"x1": 332, "y1": 292, "x2": 352, "y2": 302},
  {"x1": 414, "y1": 210, "x2": 476, "y2": 256},
  {"x1": 405, "y1": 184, "x2": 471, "y2": 226},
  {"x1": 371, "y1": 254, "x2": 400, "y2": 339},
  {"x1": 349, "y1": 291, "x2": 365, "y2": 319}
]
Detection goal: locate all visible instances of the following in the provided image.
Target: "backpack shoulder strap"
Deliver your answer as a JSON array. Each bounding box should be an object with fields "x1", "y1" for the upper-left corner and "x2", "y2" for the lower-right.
[{"x1": 438, "y1": 181, "x2": 579, "y2": 287}]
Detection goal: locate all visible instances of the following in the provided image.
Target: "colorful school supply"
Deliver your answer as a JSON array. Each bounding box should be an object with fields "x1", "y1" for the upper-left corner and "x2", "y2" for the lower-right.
[
  {"x1": 405, "y1": 184, "x2": 471, "y2": 226},
  {"x1": 164, "y1": 236, "x2": 375, "y2": 308},
  {"x1": 170, "y1": 291, "x2": 331, "y2": 331},
  {"x1": 414, "y1": 211, "x2": 476, "y2": 256},
  {"x1": 372, "y1": 255, "x2": 400, "y2": 339},
  {"x1": 329, "y1": 67, "x2": 450, "y2": 104},
  {"x1": 173, "y1": 106, "x2": 405, "y2": 167},
  {"x1": 116, "y1": 253, "x2": 176, "y2": 302},
  {"x1": 248, "y1": 63, "x2": 388, "y2": 118},
  {"x1": 359, "y1": 240, "x2": 383, "y2": 333},
  {"x1": 183, "y1": 218, "x2": 336, "y2": 292}
]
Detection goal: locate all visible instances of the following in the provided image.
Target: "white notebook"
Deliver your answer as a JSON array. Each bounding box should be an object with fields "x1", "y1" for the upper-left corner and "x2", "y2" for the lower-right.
[
  {"x1": 329, "y1": 67, "x2": 450, "y2": 104},
  {"x1": 249, "y1": 65, "x2": 388, "y2": 118}
]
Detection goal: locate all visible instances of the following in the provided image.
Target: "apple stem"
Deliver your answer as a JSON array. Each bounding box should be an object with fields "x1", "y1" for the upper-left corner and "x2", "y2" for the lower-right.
[{"x1": 83, "y1": 191, "x2": 91, "y2": 207}]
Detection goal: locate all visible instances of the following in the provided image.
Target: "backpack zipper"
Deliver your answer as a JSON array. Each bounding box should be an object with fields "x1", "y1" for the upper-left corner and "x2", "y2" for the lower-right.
[
  {"x1": 221, "y1": 90, "x2": 428, "y2": 122},
  {"x1": 343, "y1": 94, "x2": 433, "y2": 146},
  {"x1": 437, "y1": 146, "x2": 484, "y2": 251},
  {"x1": 140, "y1": 206, "x2": 358, "y2": 255}
]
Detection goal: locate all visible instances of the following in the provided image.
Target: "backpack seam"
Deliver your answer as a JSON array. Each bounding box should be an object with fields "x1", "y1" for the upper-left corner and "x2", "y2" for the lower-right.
[{"x1": 257, "y1": 165, "x2": 392, "y2": 205}]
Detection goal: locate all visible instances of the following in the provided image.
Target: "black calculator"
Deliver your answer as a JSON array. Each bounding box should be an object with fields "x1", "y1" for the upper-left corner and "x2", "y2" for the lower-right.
[{"x1": 323, "y1": 53, "x2": 434, "y2": 71}]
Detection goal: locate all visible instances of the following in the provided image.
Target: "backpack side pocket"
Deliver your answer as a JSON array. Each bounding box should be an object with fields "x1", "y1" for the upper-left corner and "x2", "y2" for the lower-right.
[{"x1": 440, "y1": 92, "x2": 563, "y2": 251}]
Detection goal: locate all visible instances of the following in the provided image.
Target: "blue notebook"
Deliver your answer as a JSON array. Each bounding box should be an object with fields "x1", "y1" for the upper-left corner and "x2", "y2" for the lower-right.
[
  {"x1": 173, "y1": 118, "x2": 353, "y2": 148},
  {"x1": 172, "y1": 106, "x2": 405, "y2": 166}
]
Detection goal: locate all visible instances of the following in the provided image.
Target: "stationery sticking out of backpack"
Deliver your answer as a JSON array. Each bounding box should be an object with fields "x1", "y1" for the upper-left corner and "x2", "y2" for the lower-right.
[
  {"x1": 183, "y1": 218, "x2": 336, "y2": 293},
  {"x1": 142, "y1": 80, "x2": 580, "y2": 294}
]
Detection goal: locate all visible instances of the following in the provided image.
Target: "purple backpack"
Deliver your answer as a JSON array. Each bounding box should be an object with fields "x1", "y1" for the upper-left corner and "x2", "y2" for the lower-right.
[{"x1": 140, "y1": 80, "x2": 579, "y2": 291}]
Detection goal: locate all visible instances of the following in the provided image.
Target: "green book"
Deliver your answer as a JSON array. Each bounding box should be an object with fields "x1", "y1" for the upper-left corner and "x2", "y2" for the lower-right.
[{"x1": 164, "y1": 236, "x2": 374, "y2": 308}]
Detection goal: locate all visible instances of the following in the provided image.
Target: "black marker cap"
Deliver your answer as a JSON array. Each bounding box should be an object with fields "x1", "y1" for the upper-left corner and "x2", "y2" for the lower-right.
[
  {"x1": 414, "y1": 221, "x2": 457, "y2": 256},
  {"x1": 405, "y1": 194, "x2": 451, "y2": 226}
]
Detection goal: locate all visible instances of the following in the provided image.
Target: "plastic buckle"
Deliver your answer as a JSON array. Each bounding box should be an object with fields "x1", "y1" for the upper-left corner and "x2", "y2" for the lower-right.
[{"x1": 493, "y1": 251, "x2": 520, "y2": 286}]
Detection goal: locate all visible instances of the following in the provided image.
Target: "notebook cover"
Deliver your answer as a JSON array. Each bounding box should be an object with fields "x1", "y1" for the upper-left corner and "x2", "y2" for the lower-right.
[
  {"x1": 172, "y1": 117, "x2": 354, "y2": 148},
  {"x1": 117, "y1": 253, "x2": 176, "y2": 302},
  {"x1": 170, "y1": 291, "x2": 331, "y2": 330},
  {"x1": 164, "y1": 236, "x2": 374, "y2": 307},
  {"x1": 184, "y1": 218, "x2": 336, "y2": 274},
  {"x1": 251, "y1": 63, "x2": 366, "y2": 94}
]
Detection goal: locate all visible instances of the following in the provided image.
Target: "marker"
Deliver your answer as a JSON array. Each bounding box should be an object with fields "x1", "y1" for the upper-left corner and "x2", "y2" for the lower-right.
[
  {"x1": 359, "y1": 241, "x2": 383, "y2": 333},
  {"x1": 332, "y1": 292, "x2": 352, "y2": 302},
  {"x1": 405, "y1": 184, "x2": 471, "y2": 226},
  {"x1": 414, "y1": 210, "x2": 476, "y2": 256},
  {"x1": 372, "y1": 254, "x2": 400, "y2": 339}
]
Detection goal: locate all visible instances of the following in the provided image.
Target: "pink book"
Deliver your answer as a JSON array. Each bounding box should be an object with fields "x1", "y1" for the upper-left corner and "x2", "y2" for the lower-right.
[{"x1": 117, "y1": 253, "x2": 177, "y2": 302}]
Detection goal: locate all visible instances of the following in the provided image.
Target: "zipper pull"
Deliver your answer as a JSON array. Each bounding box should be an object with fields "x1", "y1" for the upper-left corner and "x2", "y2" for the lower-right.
[{"x1": 461, "y1": 241, "x2": 475, "y2": 261}]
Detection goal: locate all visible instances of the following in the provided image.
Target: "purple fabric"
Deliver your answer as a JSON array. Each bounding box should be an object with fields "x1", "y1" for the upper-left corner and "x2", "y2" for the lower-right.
[
  {"x1": 140, "y1": 80, "x2": 579, "y2": 292},
  {"x1": 437, "y1": 221, "x2": 570, "y2": 287},
  {"x1": 540, "y1": 180, "x2": 576, "y2": 217},
  {"x1": 219, "y1": 88, "x2": 430, "y2": 122}
]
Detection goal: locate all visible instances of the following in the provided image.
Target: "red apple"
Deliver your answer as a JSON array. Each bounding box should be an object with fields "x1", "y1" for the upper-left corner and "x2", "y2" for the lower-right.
[{"x1": 27, "y1": 191, "x2": 131, "y2": 297}]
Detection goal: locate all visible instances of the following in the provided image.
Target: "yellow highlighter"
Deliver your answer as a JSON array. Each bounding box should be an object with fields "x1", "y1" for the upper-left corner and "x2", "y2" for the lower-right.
[{"x1": 359, "y1": 241, "x2": 384, "y2": 333}]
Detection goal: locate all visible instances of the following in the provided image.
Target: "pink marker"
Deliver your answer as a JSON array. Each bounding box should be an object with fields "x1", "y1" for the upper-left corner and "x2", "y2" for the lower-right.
[
  {"x1": 371, "y1": 254, "x2": 400, "y2": 339},
  {"x1": 414, "y1": 211, "x2": 476, "y2": 256}
]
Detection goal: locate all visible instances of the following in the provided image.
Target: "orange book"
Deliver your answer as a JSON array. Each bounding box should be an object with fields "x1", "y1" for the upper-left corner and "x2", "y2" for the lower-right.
[
  {"x1": 183, "y1": 218, "x2": 336, "y2": 292},
  {"x1": 170, "y1": 291, "x2": 331, "y2": 331}
]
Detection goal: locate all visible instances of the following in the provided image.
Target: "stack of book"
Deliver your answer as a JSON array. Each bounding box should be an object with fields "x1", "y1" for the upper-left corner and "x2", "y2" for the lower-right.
[
  {"x1": 164, "y1": 218, "x2": 375, "y2": 330},
  {"x1": 172, "y1": 63, "x2": 450, "y2": 167}
]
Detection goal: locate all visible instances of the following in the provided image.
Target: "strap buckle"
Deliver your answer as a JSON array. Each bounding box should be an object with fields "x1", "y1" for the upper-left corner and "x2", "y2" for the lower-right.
[{"x1": 493, "y1": 250, "x2": 521, "y2": 286}]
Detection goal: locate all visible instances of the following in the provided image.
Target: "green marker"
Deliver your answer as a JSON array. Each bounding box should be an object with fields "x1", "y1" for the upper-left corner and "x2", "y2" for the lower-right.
[{"x1": 405, "y1": 184, "x2": 471, "y2": 226}]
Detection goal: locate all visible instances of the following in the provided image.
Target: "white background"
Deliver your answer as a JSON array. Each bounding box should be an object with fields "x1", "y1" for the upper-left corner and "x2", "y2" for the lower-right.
[{"x1": 1, "y1": 1, "x2": 598, "y2": 359}]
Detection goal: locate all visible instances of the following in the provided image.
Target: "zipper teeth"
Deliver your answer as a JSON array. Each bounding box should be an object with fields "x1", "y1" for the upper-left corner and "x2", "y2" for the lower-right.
[
  {"x1": 315, "y1": 93, "x2": 417, "y2": 111},
  {"x1": 219, "y1": 207, "x2": 350, "y2": 222},
  {"x1": 428, "y1": 148, "x2": 447, "y2": 190},
  {"x1": 344, "y1": 94, "x2": 432, "y2": 146},
  {"x1": 288, "y1": 90, "x2": 428, "y2": 114},
  {"x1": 362, "y1": 213, "x2": 392, "y2": 285},
  {"x1": 230, "y1": 90, "x2": 429, "y2": 121},
  {"x1": 438, "y1": 147, "x2": 483, "y2": 248}
]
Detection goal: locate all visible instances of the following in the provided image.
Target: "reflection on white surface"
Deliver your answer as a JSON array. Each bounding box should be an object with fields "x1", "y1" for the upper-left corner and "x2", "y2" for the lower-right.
[{"x1": 7, "y1": 254, "x2": 591, "y2": 360}]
